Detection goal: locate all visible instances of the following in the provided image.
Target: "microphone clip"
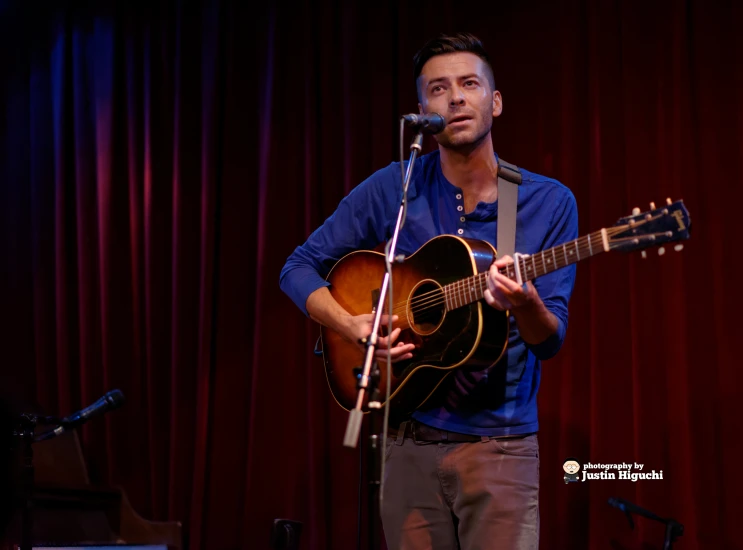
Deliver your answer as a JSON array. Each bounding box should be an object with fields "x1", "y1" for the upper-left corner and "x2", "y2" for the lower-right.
[{"x1": 401, "y1": 113, "x2": 446, "y2": 134}]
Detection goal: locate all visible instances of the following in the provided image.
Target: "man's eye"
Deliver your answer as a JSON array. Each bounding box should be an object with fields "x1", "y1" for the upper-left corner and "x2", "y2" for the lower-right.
[{"x1": 465, "y1": 81, "x2": 477, "y2": 87}]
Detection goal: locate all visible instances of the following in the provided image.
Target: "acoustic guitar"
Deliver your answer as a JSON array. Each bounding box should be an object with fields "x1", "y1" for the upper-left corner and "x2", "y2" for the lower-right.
[{"x1": 320, "y1": 199, "x2": 691, "y2": 416}]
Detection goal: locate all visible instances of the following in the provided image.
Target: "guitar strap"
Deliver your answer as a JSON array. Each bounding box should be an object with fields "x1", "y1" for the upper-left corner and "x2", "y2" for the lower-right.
[{"x1": 496, "y1": 158, "x2": 522, "y2": 258}]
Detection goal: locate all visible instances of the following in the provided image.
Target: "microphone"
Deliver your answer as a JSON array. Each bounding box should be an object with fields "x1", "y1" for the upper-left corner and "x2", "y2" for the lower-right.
[
  {"x1": 401, "y1": 113, "x2": 446, "y2": 134},
  {"x1": 34, "y1": 389, "x2": 125, "y2": 442}
]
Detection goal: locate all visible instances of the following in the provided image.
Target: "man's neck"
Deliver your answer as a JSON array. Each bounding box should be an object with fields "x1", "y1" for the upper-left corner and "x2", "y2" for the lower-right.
[{"x1": 439, "y1": 138, "x2": 499, "y2": 201}]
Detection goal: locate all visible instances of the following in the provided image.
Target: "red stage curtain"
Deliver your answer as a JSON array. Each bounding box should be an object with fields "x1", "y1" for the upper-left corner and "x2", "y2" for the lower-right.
[{"x1": 1, "y1": 1, "x2": 742, "y2": 548}]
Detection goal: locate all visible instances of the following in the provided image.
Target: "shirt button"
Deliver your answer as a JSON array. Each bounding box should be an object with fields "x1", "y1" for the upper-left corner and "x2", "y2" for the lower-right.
[
  {"x1": 460, "y1": 216, "x2": 465, "y2": 222},
  {"x1": 456, "y1": 193, "x2": 462, "y2": 199},
  {"x1": 457, "y1": 228, "x2": 464, "y2": 235},
  {"x1": 457, "y1": 205, "x2": 463, "y2": 211}
]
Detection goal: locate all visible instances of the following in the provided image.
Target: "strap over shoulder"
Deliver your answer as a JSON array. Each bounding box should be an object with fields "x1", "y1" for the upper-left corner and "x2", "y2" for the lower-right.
[
  {"x1": 497, "y1": 158, "x2": 522, "y2": 185},
  {"x1": 496, "y1": 158, "x2": 522, "y2": 258}
]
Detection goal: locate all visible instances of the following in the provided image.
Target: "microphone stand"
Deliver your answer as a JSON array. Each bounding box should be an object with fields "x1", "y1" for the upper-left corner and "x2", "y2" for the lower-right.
[
  {"x1": 608, "y1": 497, "x2": 684, "y2": 549},
  {"x1": 11, "y1": 413, "x2": 46, "y2": 550},
  {"x1": 8, "y1": 392, "x2": 124, "y2": 550},
  {"x1": 343, "y1": 127, "x2": 425, "y2": 550}
]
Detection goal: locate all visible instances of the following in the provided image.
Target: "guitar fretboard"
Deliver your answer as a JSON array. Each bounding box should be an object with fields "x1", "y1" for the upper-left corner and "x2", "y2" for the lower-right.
[{"x1": 442, "y1": 229, "x2": 607, "y2": 311}]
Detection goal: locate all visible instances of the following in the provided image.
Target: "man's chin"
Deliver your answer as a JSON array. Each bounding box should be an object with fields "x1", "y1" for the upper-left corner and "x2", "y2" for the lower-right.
[{"x1": 438, "y1": 132, "x2": 484, "y2": 151}]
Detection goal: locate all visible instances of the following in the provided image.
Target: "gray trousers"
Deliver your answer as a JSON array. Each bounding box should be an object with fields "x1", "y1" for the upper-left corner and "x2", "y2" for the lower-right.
[{"x1": 380, "y1": 423, "x2": 540, "y2": 550}]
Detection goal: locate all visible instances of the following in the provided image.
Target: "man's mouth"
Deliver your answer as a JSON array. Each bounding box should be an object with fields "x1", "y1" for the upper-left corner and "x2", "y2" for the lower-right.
[{"x1": 449, "y1": 115, "x2": 472, "y2": 125}]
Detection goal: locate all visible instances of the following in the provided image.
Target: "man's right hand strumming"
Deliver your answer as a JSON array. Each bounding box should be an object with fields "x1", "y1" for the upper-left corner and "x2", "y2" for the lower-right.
[{"x1": 307, "y1": 287, "x2": 415, "y2": 364}]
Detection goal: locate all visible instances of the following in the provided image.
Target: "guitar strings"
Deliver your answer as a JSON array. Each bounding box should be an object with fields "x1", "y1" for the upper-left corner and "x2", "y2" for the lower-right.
[
  {"x1": 391, "y1": 236, "x2": 604, "y2": 315},
  {"x1": 393, "y1": 224, "x2": 671, "y2": 321},
  {"x1": 383, "y1": 225, "x2": 635, "y2": 318},
  {"x1": 392, "y1": 244, "x2": 587, "y2": 316}
]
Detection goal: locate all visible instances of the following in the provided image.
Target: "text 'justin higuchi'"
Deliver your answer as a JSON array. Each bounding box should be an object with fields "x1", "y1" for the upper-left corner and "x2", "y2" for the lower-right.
[{"x1": 581, "y1": 462, "x2": 663, "y2": 482}]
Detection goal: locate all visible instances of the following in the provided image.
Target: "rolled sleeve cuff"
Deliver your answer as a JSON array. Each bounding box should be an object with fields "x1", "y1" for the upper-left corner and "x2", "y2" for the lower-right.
[
  {"x1": 526, "y1": 317, "x2": 566, "y2": 360},
  {"x1": 280, "y1": 267, "x2": 331, "y2": 317}
]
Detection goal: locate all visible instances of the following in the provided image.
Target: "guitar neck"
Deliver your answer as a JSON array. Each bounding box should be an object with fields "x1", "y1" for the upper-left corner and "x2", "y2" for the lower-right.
[{"x1": 443, "y1": 229, "x2": 608, "y2": 311}]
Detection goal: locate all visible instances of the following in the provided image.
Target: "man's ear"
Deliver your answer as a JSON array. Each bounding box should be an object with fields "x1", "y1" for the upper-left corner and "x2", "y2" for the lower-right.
[{"x1": 492, "y1": 90, "x2": 503, "y2": 118}]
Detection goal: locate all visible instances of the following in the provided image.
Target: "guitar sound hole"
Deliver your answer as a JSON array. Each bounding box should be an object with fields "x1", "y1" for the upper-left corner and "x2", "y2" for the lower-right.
[{"x1": 408, "y1": 281, "x2": 445, "y2": 335}]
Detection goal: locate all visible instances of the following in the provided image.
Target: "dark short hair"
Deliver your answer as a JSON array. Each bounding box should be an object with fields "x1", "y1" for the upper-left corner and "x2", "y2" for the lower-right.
[{"x1": 413, "y1": 32, "x2": 496, "y2": 98}]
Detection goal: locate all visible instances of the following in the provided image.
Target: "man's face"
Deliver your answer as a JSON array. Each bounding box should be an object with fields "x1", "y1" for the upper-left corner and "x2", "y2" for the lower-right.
[
  {"x1": 417, "y1": 52, "x2": 502, "y2": 150},
  {"x1": 563, "y1": 461, "x2": 580, "y2": 475}
]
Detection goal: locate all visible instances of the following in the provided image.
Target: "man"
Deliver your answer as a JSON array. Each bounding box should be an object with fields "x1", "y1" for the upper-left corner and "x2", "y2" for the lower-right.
[{"x1": 280, "y1": 32, "x2": 577, "y2": 550}]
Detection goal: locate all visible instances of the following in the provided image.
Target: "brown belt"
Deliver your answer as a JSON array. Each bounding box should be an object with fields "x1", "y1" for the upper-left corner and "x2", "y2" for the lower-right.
[{"x1": 388, "y1": 420, "x2": 529, "y2": 443}]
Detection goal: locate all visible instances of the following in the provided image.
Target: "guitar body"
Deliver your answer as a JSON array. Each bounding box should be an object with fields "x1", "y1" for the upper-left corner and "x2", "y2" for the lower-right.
[{"x1": 321, "y1": 235, "x2": 509, "y2": 416}]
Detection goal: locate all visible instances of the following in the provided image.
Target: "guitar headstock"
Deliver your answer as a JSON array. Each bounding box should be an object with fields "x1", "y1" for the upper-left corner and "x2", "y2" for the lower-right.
[{"x1": 609, "y1": 199, "x2": 691, "y2": 255}]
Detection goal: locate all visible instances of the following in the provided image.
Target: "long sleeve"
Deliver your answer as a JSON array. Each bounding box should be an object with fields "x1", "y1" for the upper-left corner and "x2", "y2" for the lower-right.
[
  {"x1": 279, "y1": 163, "x2": 400, "y2": 316},
  {"x1": 524, "y1": 186, "x2": 579, "y2": 360}
]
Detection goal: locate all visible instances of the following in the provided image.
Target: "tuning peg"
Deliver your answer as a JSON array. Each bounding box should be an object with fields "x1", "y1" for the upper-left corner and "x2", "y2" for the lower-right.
[
  {"x1": 650, "y1": 202, "x2": 656, "y2": 210},
  {"x1": 658, "y1": 246, "x2": 665, "y2": 256},
  {"x1": 666, "y1": 198, "x2": 672, "y2": 205},
  {"x1": 641, "y1": 251, "x2": 647, "y2": 259},
  {"x1": 674, "y1": 244, "x2": 684, "y2": 252},
  {"x1": 632, "y1": 207, "x2": 641, "y2": 215}
]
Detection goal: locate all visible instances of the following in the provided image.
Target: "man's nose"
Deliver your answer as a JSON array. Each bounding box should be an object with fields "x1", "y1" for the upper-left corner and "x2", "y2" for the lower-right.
[{"x1": 450, "y1": 86, "x2": 465, "y2": 106}]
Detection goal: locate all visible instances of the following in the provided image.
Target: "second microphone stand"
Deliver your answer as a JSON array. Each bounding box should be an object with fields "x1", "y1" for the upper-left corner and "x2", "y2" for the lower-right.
[
  {"x1": 8, "y1": 391, "x2": 125, "y2": 550},
  {"x1": 10, "y1": 413, "x2": 63, "y2": 550},
  {"x1": 343, "y1": 128, "x2": 425, "y2": 550},
  {"x1": 608, "y1": 497, "x2": 684, "y2": 550}
]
